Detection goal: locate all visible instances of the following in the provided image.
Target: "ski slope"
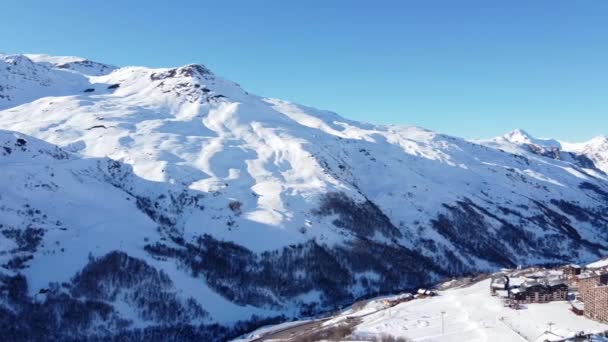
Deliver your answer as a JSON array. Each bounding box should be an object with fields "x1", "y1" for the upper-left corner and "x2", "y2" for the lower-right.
[{"x1": 355, "y1": 279, "x2": 607, "y2": 342}]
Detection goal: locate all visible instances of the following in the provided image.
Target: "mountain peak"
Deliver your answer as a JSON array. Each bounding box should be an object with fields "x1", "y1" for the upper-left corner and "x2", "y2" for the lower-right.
[
  {"x1": 150, "y1": 63, "x2": 213, "y2": 82},
  {"x1": 1, "y1": 53, "x2": 38, "y2": 67},
  {"x1": 588, "y1": 135, "x2": 608, "y2": 146},
  {"x1": 24, "y1": 53, "x2": 88, "y2": 65},
  {"x1": 23, "y1": 53, "x2": 117, "y2": 76},
  {"x1": 576, "y1": 135, "x2": 608, "y2": 158},
  {"x1": 503, "y1": 128, "x2": 534, "y2": 143},
  {"x1": 181, "y1": 63, "x2": 213, "y2": 76},
  {"x1": 501, "y1": 128, "x2": 561, "y2": 148}
]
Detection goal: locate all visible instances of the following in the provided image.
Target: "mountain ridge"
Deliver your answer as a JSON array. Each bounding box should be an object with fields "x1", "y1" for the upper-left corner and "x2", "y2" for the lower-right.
[{"x1": 1, "y1": 52, "x2": 608, "y2": 341}]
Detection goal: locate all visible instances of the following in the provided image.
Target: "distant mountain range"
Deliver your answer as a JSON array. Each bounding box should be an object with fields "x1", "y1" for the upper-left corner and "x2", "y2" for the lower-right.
[{"x1": 1, "y1": 53, "x2": 607, "y2": 341}]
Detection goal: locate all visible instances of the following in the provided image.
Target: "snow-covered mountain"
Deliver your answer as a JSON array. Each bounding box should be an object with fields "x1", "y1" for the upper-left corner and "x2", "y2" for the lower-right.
[
  {"x1": 1, "y1": 53, "x2": 608, "y2": 341},
  {"x1": 487, "y1": 128, "x2": 608, "y2": 174},
  {"x1": 564, "y1": 135, "x2": 608, "y2": 174}
]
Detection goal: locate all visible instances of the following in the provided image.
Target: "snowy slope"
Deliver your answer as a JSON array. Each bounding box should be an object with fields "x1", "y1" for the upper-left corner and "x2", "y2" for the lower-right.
[
  {"x1": 0, "y1": 129, "x2": 280, "y2": 340},
  {"x1": 487, "y1": 129, "x2": 608, "y2": 175},
  {"x1": 0, "y1": 54, "x2": 91, "y2": 110},
  {"x1": 25, "y1": 53, "x2": 117, "y2": 76},
  {"x1": 564, "y1": 135, "x2": 608, "y2": 174},
  {"x1": 243, "y1": 274, "x2": 608, "y2": 341},
  {"x1": 1, "y1": 53, "x2": 608, "y2": 340},
  {"x1": 354, "y1": 279, "x2": 607, "y2": 341}
]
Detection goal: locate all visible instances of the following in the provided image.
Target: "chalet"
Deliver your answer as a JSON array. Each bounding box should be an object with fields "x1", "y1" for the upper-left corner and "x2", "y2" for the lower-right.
[{"x1": 509, "y1": 280, "x2": 568, "y2": 303}]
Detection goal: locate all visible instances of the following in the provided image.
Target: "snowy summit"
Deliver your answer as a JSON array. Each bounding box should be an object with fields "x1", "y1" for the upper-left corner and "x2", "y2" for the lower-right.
[{"x1": 1, "y1": 53, "x2": 608, "y2": 341}]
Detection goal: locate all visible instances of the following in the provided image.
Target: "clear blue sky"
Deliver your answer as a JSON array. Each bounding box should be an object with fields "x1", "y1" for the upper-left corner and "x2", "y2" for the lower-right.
[{"x1": 2, "y1": 1, "x2": 607, "y2": 141}]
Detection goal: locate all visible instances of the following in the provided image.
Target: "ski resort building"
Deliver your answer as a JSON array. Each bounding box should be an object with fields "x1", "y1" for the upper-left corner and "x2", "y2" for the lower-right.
[
  {"x1": 578, "y1": 273, "x2": 608, "y2": 302},
  {"x1": 491, "y1": 273, "x2": 568, "y2": 305},
  {"x1": 584, "y1": 285, "x2": 608, "y2": 323},
  {"x1": 574, "y1": 271, "x2": 608, "y2": 323},
  {"x1": 488, "y1": 263, "x2": 608, "y2": 323},
  {"x1": 509, "y1": 280, "x2": 568, "y2": 303}
]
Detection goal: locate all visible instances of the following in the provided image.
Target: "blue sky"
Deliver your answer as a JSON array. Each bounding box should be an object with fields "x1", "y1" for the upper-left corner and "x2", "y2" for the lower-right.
[{"x1": 2, "y1": 0, "x2": 607, "y2": 141}]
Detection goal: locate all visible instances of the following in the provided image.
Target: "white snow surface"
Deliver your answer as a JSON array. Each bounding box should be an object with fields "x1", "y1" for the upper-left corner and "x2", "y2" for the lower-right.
[
  {"x1": 245, "y1": 276, "x2": 608, "y2": 341},
  {"x1": 353, "y1": 279, "x2": 608, "y2": 342},
  {"x1": 486, "y1": 128, "x2": 608, "y2": 174},
  {"x1": 0, "y1": 129, "x2": 275, "y2": 325},
  {"x1": 1, "y1": 53, "x2": 608, "y2": 329},
  {"x1": 24, "y1": 54, "x2": 88, "y2": 65}
]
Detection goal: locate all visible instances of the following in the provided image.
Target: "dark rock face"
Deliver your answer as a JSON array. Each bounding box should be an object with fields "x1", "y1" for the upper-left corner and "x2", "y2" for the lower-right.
[
  {"x1": 178, "y1": 64, "x2": 213, "y2": 78},
  {"x1": 56, "y1": 60, "x2": 116, "y2": 76},
  {"x1": 150, "y1": 64, "x2": 212, "y2": 81},
  {"x1": 524, "y1": 143, "x2": 604, "y2": 173},
  {"x1": 573, "y1": 153, "x2": 599, "y2": 170},
  {"x1": 525, "y1": 144, "x2": 562, "y2": 160},
  {"x1": 148, "y1": 64, "x2": 222, "y2": 104}
]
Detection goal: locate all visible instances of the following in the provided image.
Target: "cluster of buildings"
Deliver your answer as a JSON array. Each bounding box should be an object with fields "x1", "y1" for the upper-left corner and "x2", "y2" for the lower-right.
[
  {"x1": 565, "y1": 264, "x2": 608, "y2": 323},
  {"x1": 382, "y1": 293, "x2": 414, "y2": 307},
  {"x1": 489, "y1": 261, "x2": 608, "y2": 324},
  {"x1": 415, "y1": 288, "x2": 436, "y2": 298},
  {"x1": 490, "y1": 269, "x2": 568, "y2": 308},
  {"x1": 379, "y1": 289, "x2": 436, "y2": 308}
]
